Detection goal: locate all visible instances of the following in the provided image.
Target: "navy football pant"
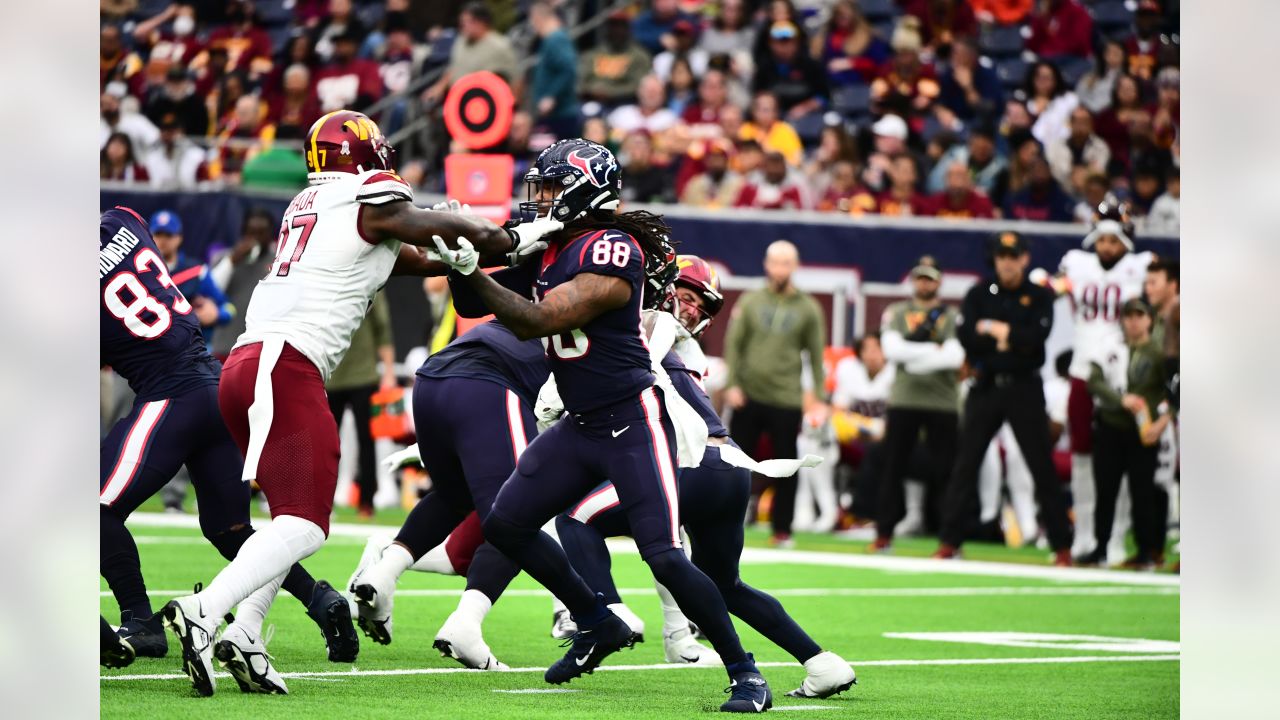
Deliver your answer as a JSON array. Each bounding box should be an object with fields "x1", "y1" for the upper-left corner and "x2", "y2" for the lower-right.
[
  {"x1": 559, "y1": 444, "x2": 823, "y2": 663},
  {"x1": 484, "y1": 387, "x2": 750, "y2": 666},
  {"x1": 393, "y1": 377, "x2": 528, "y2": 598},
  {"x1": 99, "y1": 385, "x2": 317, "y2": 621}
]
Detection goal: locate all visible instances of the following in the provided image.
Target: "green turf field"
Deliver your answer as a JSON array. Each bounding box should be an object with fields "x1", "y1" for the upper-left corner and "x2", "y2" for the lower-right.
[{"x1": 101, "y1": 515, "x2": 1179, "y2": 719}]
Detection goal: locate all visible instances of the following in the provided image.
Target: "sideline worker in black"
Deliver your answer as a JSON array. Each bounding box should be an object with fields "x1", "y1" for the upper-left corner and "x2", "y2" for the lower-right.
[{"x1": 933, "y1": 232, "x2": 1075, "y2": 565}]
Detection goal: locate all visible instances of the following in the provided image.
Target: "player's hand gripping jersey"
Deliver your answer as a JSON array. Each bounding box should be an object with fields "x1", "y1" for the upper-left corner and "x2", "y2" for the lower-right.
[
  {"x1": 1059, "y1": 247, "x2": 1153, "y2": 378},
  {"x1": 100, "y1": 207, "x2": 221, "y2": 401},
  {"x1": 234, "y1": 169, "x2": 412, "y2": 381}
]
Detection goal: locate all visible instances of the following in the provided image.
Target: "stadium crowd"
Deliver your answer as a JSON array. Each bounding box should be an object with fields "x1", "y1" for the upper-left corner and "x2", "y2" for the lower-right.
[{"x1": 100, "y1": 0, "x2": 1180, "y2": 231}]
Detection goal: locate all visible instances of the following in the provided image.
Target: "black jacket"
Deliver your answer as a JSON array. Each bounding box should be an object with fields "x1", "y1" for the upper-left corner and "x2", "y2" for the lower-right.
[{"x1": 957, "y1": 275, "x2": 1055, "y2": 379}]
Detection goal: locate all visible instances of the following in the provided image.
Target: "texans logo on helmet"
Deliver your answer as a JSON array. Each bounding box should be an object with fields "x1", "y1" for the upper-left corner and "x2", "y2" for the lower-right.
[{"x1": 566, "y1": 148, "x2": 616, "y2": 188}]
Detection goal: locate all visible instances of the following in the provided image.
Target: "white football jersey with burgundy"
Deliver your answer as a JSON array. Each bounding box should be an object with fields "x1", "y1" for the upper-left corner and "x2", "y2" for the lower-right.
[
  {"x1": 235, "y1": 169, "x2": 412, "y2": 380},
  {"x1": 1058, "y1": 249, "x2": 1153, "y2": 379}
]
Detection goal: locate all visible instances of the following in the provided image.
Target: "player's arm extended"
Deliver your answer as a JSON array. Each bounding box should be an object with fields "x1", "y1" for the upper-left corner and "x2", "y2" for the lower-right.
[
  {"x1": 391, "y1": 245, "x2": 452, "y2": 277},
  {"x1": 361, "y1": 201, "x2": 516, "y2": 255},
  {"x1": 460, "y1": 270, "x2": 630, "y2": 341}
]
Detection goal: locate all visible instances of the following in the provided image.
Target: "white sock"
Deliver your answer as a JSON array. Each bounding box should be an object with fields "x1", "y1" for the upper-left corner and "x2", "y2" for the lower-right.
[
  {"x1": 456, "y1": 589, "x2": 493, "y2": 624},
  {"x1": 1070, "y1": 453, "x2": 1096, "y2": 554},
  {"x1": 232, "y1": 571, "x2": 286, "y2": 637},
  {"x1": 197, "y1": 515, "x2": 325, "y2": 620},
  {"x1": 655, "y1": 581, "x2": 689, "y2": 635},
  {"x1": 409, "y1": 541, "x2": 456, "y2": 576}
]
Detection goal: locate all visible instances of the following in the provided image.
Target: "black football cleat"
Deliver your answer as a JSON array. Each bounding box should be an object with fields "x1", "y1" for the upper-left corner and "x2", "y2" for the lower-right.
[
  {"x1": 306, "y1": 580, "x2": 359, "y2": 662},
  {"x1": 101, "y1": 616, "x2": 136, "y2": 669},
  {"x1": 544, "y1": 612, "x2": 636, "y2": 684},
  {"x1": 117, "y1": 610, "x2": 168, "y2": 658},
  {"x1": 722, "y1": 668, "x2": 773, "y2": 713}
]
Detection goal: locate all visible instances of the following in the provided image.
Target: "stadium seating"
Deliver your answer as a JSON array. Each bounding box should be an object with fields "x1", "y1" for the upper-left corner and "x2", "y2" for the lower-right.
[
  {"x1": 979, "y1": 24, "x2": 1027, "y2": 58},
  {"x1": 996, "y1": 57, "x2": 1030, "y2": 90},
  {"x1": 831, "y1": 84, "x2": 872, "y2": 122}
]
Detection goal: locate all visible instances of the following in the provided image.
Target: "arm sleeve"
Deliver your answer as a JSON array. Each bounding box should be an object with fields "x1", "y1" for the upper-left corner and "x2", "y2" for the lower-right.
[
  {"x1": 905, "y1": 338, "x2": 965, "y2": 373},
  {"x1": 880, "y1": 330, "x2": 940, "y2": 363},
  {"x1": 448, "y1": 262, "x2": 539, "y2": 318},
  {"x1": 1006, "y1": 288, "x2": 1054, "y2": 351},
  {"x1": 1088, "y1": 362, "x2": 1123, "y2": 410},
  {"x1": 806, "y1": 298, "x2": 828, "y2": 401}
]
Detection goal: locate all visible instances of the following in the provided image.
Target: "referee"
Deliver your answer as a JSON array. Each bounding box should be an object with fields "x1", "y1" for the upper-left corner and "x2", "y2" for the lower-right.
[{"x1": 933, "y1": 232, "x2": 1074, "y2": 565}]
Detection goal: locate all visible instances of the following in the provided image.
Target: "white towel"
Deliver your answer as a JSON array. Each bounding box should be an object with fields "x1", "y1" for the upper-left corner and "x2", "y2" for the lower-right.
[
  {"x1": 718, "y1": 443, "x2": 824, "y2": 478},
  {"x1": 241, "y1": 337, "x2": 285, "y2": 482}
]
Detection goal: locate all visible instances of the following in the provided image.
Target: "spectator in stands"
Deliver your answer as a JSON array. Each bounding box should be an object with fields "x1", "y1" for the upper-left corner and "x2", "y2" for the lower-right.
[
  {"x1": 205, "y1": 0, "x2": 275, "y2": 82},
  {"x1": 101, "y1": 87, "x2": 159, "y2": 154},
  {"x1": 1128, "y1": 160, "x2": 1165, "y2": 218},
  {"x1": 267, "y1": 64, "x2": 321, "y2": 138},
  {"x1": 577, "y1": 13, "x2": 653, "y2": 110},
  {"x1": 608, "y1": 74, "x2": 680, "y2": 138},
  {"x1": 752, "y1": 0, "x2": 810, "y2": 67},
  {"x1": 1046, "y1": 106, "x2": 1111, "y2": 192},
  {"x1": 970, "y1": 0, "x2": 1033, "y2": 26},
  {"x1": 1076, "y1": 40, "x2": 1128, "y2": 114},
  {"x1": 872, "y1": 256, "x2": 962, "y2": 552},
  {"x1": 938, "y1": 37, "x2": 1003, "y2": 123},
  {"x1": 212, "y1": 208, "x2": 277, "y2": 358},
  {"x1": 423, "y1": 3, "x2": 518, "y2": 105},
  {"x1": 804, "y1": 124, "x2": 859, "y2": 196},
  {"x1": 871, "y1": 18, "x2": 940, "y2": 131},
  {"x1": 1125, "y1": 0, "x2": 1166, "y2": 82},
  {"x1": 214, "y1": 94, "x2": 274, "y2": 182},
  {"x1": 927, "y1": 161, "x2": 996, "y2": 219},
  {"x1": 830, "y1": 332, "x2": 895, "y2": 525},
  {"x1": 377, "y1": 21, "x2": 416, "y2": 134},
  {"x1": 314, "y1": 29, "x2": 383, "y2": 112},
  {"x1": 208, "y1": 72, "x2": 250, "y2": 135},
  {"x1": 812, "y1": 0, "x2": 890, "y2": 88},
  {"x1": 100, "y1": 24, "x2": 142, "y2": 91},
  {"x1": 862, "y1": 114, "x2": 910, "y2": 193},
  {"x1": 582, "y1": 115, "x2": 611, "y2": 148},
  {"x1": 739, "y1": 91, "x2": 804, "y2": 166},
  {"x1": 1145, "y1": 166, "x2": 1179, "y2": 233},
  {"x1": 145, "y1": 67, "x2": 210, "y2": 139},
  {"x1": 279, "y1": 30, "x2": 322, "y2": 81},
  {"x1": 876, "y1": 155, "x2": 929, "y2": 217},
  {"x1": 998, "y1": 98, "x2": 1034, "y2": 152},
  {"x1": 1144, "y1": 259, "x2": 1179, "y2": 350},
  {"x1": 1026, "y1": 61, "x2": 1080, "y2": 146},
  {"x1": 680, "y1": 138, "x2": 745, "y2": 208},
  {"x1": 312, "y1": 0, "x2": 368, "y2": 63},
  {"x1": 814, "y1": 160, "x2": 873, "y2": 213},
  {"x1": 699, "y1": 0, "x2": 755, "y2": 84},
  {"x1": 1094, "y1": 74, "x2": 1146, "y2": 167},
  {"x1": 132, "y1": 3, "x2": 203, "y2": 75},
  {"x1": 681, "y1": 69, "x2": 732, "y2": 128},
  {"x1": 733, "y1": 137, "x2": 765, "y2": 177},
  {"x1": 754, "y1": 21, "x2": 828, "y2": 120},
  {"x1": 144, "y1": 113, "x2": 207, "y2": 189},
  {"x1": 734, "y1": 150, "x2": 810, "y2": 210},
  {"x1": 633, "y1": 0, "x2": 697, "y2": 56},
  {"x1": 724, "y1": 239, "x2": 828, "y2": 547},
  {"x1": 926, "y1": 125, "x2": 1006, "y2": 195},
  {"x1": 902, "y1": 0, "x2": 978, "y2": 53},
  {"x1": 665, "y1": 58, "x2": 698, "y2": 117},
  {"x1": 1004, "y1": 154, "x2": 1075, "y2": 222},
  {"x1": 1025, "y1": 0, "x2": 1094, "y2": 60},
  {"x1": 101, "y1": 132, "x2": 150, "y2": 183},
  {"x1": 1125, "y1": 110, "x2": 1173, "y2": 182},
  {"x1": 529, "y1": 1, "x2": 580, "y2": 139},
  {"x1": 1152, "y1": 67, "x2": 1180, "y2": 152},
  {"x1": 654, "y1": 20, "x2": 710, "y2": 81},
  {"x1": 989, "y1": 129, "x2": 1038, "y2": 208},
  {"x1": 619, "y1": 131, "x2": 676, "y2": 203},
  {"x1": 1073, "y1": 172, "x2": 1111, "y2": 223}
]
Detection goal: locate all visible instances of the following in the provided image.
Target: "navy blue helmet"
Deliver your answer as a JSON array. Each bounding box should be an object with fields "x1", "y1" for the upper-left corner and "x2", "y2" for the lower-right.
[
  {"x1": 520, "y1": 139, "x2": 622, "y2": 222},
  {"x1": 642, "y1": 234, "x2": 679, "y2": 310}
]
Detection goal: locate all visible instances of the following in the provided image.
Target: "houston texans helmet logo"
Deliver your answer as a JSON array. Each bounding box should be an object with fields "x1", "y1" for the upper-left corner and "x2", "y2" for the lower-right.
[{"x1": 566, "y1": 147, "x2": 616, "y2": 188}]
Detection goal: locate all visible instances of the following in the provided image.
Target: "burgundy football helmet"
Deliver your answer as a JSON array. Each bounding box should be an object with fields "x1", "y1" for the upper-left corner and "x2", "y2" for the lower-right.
[
  {"x1": 668, "y1": 255, "x2": 724, "y2": 337},
  {"x1": 304, "y1": 110, "x2": 396, "y2": 176}
]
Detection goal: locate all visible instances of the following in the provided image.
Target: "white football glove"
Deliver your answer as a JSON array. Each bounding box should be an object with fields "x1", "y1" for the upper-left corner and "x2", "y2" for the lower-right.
[
  {"x1": 428, "y1": 234, "x2": 479, "y2": 275},
  {"x1": 382, "y1": 445, "x2": 423, "y2": 472},
  {"x1": 534, "y1": 376, "x2": 566, "y2": 432},
  {"x1": 505, "y1": 217, "x2": 564, "y2": 265},
  {"x1": 431, "y1": 198, "x2": 473, "y2": 215}
]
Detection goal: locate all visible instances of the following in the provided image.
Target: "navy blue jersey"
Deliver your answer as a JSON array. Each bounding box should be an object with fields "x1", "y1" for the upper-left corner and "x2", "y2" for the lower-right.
[
  {"x1": 663, "y1": 351, "x2": 728, "y2": 438},
  {"x1": 535, "y1": 229, "x2": 654, "y2": 414},
  {"x1": 417, "y1": 320, "x2": 550, "y2": 408},
  {"x1": 100, "y1": 207, "x2": 221, "y2": 402}
]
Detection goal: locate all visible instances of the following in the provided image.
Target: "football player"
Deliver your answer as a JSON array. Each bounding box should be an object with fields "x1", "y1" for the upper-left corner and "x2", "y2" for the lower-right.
[
  {"x1": 1048, "y1": 202, "x2": 1154, "y2": 563},
  {"x1": 554, "y1": 256, "x2": 858, "y2": 700},
  {"x1": 100, "y1": 207, "x2": 357, "y2": 680},
  {"x1": 159, "y1": 111, "x2": 562, "y2": 696},
  {"x1": 430, "y1": 139, "x2": 774, "y2": 712}
]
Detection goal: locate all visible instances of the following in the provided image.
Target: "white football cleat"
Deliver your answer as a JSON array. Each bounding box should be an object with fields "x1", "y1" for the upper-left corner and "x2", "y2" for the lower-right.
[
  {"x1": 786, "y1": 650, "x2": 857, "y2": 699},
  {"x1": 347, "y1": 535, "x2": 394, "y2": 598},
  {"x1": 214, "y1": 623, "x2": 288, "y2": 694},
  {"x1": 349, "y1": 561, "x2": 396, "y2": 645},
  {"x1": 608, "y1": 603, "x2": 646, "y2": 644},
  {"x1": 161, "y1": 593, "x2": 220, "y2": 696},
  {"x1": 432, "y1": 611, "x2": 509, "y2": 670},
  {"x1": 551, "y1": 608, "x2": 577, "y2": 640},
  {"x1": 663, "y1": 625, "x2": 720, "y2": 665}
]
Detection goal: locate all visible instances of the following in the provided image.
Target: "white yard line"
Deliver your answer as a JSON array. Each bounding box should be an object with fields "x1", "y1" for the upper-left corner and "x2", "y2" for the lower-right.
[
  {"x1": 100, "y1": 585, "x2": 1178, "y2": 599},
  {"x1": 126, "y1": 512, "x2": 1180, "y2": 587},
  {"x1": 101, "y1": 654, "x2": 1180, "y2": 682}
]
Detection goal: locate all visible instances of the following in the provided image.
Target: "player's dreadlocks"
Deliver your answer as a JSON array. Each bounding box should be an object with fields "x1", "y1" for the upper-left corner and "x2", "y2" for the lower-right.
[{"x1": 557, "y1": 209, "x2": 676, "y2": 259}]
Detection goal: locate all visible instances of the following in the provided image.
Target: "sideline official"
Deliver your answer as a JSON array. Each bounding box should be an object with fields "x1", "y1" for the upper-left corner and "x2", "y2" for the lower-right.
[{"x1": 934, "y1": 232, "x2": 1074, "y2": 565}]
